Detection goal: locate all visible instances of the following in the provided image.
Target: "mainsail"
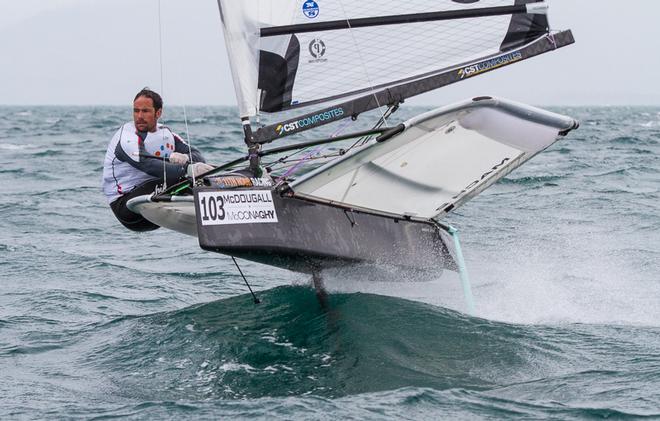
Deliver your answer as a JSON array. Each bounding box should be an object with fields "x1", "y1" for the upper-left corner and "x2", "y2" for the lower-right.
[
  {"x1": 125, "y1": 0, "x2": 577, "y2": 285},
  {"x1": 217, "y1": 0, "x2": 572, "y2": 144}
]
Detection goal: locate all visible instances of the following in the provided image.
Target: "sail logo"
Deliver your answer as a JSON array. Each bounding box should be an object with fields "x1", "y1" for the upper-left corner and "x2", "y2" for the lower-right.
[
  {"x1": 458, "y1": 51, "x2": 523, "y2": 79},
  {"x1": 276, "y1": 107, "x2": 344, "y2": 136},
  {"x1": 302, "y1": 1, "x2": 319, "y2": 18},
  {"x1": 308, "y1": 38, "x2": 327, "y2": 63}
]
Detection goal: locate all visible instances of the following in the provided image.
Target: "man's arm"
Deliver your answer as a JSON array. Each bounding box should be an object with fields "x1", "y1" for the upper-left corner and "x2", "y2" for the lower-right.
[
  {"x1": 172, "y1": 132, "x2": 206, "y2": 163},
  {"x1": 114, "y1": 138, "x2": 187, "y2": 186}
]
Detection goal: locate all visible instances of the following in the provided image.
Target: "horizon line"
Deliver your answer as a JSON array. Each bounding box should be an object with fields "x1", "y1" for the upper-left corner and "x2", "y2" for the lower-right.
[{"x1": 1, "y1": 102, "x2": 659, "y2": 108}]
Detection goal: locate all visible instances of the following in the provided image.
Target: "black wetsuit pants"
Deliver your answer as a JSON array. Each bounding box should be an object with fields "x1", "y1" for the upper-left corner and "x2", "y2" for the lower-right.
[{"x1": 109, "y1": 180, "x2": 161, "y2": 232}]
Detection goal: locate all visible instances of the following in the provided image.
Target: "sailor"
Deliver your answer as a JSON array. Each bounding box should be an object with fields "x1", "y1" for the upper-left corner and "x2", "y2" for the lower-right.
[{"x1": 102, "y1": 88, "x2": 213, "y2": 231}]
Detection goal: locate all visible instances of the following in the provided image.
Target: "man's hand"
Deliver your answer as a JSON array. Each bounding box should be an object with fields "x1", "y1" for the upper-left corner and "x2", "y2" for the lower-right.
[
  {"x1": 187, "y1": 162, "x2": 215, "y2": 178},
  {"x1": 168, "y1": 152, "x2": 189, "y2": 165}
]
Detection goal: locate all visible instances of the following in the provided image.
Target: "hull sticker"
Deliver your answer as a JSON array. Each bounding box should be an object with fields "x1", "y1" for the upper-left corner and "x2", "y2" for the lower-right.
[{"x1": 198, "y1": 190, "x2": 278, "y2": 225}]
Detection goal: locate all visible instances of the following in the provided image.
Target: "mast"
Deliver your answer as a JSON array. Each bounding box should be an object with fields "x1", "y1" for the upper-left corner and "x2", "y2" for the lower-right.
[{"x1": 241, "y1": 117, "x2": 262, "y2": 176}]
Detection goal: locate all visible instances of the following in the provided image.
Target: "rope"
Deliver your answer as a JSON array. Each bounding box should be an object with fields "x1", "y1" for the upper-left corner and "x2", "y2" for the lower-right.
[
  {"x1": 270, "y1": 115, "x2": 359, "y2": 180},
  {"x1": 275, "y1": 145, "x2": 324, "y2": 183}
]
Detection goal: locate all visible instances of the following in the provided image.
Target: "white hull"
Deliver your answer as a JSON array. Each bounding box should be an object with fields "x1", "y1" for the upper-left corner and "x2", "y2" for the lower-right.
[{"x1": 127, "y1": 196, "x2": 197, "y2": 237}]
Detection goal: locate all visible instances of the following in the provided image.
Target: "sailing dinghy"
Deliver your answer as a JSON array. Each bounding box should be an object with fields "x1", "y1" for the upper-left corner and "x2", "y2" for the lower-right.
[{"x1": 128, "y1": 0, "x2": 578, "y2": 277}]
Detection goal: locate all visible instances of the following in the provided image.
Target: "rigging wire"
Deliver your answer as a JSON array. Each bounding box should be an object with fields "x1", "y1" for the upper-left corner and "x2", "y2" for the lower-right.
[
  {"x1": 182, "y1": 102, "x2": 195, "y2": 184},
  {"x1": 264, "y1": 103, "x2": 399, "y2": 177},
  {"x1": 154, "y1": 1, "x2": 257, "y2": 303},
  {"x1": 157, "y1": 0, "x2": 164, "y2": 97},
  {"x1": 263, "y1": 146, "x2": 312, "y2": 168},
  {"x1": 157, "y1": 0, "x2": 168, "y2": 190},
  {"x1": 266, "y1": 117, "x2": 349, "y2": 180},
  {"x1": 336, "y1": 0, "x2": 390, "y2": 129},
  {"x1": 156, "y1": 0, "x2": 196, "y2": 185}
]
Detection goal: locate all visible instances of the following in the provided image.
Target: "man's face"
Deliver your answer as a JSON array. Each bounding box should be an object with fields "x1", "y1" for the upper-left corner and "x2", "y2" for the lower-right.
[{"x1": 133, "y1": 96, "x2": 162, "y2": 132}]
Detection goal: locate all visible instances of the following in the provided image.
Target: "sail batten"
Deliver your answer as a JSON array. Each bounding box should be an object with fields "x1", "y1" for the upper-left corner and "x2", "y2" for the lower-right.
[{"x1": 261, "y1": 4, "x2": 543, "y2": 37}]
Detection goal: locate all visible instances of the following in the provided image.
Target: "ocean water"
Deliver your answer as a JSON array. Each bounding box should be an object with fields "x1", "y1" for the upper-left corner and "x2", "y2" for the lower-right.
[{"x1": 0, "y1": 105, "x2": 659, "y2": 419}]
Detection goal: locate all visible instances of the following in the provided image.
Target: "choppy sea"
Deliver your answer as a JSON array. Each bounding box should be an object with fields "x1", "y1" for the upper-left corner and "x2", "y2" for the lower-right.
[{"x1": 0, "y1": 105, "x2": 658, "y2": 419}]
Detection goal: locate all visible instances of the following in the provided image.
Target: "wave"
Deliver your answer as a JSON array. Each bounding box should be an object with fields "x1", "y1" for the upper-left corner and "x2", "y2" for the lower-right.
[
  {"x1": 497, "y1": 175, "x2": 563, "y2": 186},
  {"x1": 0, "y1": 286, "x2": 636, "y2": 418},
  {"x1": 0, "y1": 167, "x2": 26, "y2": 175},
  {"x1": 77, "y1": 286, "x2": 586, "y2": 401},
  {"x1": 2, "y1": 285, "x2": 659, "y2": 418},
  {"x1": 0, "y1": 143, "x2": 37, "y2": 150},
  {"x1": 609, "y1": 135, "x2": 658, "y2": 146},
  {"x1": 32, "y1": 149, "x2": 65, "y2": 157},
  {"x1": 12, "y1": 387, "x2": 660, "y2": 420},
  {"x1": 1, "y1": 105, "x2": 659, "y2": 419}
]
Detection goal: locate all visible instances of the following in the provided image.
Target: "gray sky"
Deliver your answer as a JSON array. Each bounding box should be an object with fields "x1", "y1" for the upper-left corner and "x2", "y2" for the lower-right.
[{"x1": 0, "y1": 0, "x2": 658, "y2": 106}]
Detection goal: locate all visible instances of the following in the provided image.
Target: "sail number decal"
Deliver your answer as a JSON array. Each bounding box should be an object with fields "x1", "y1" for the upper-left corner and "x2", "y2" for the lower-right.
[{"x1": 197, "y1": 190, "x2": 278, "y2": 226}]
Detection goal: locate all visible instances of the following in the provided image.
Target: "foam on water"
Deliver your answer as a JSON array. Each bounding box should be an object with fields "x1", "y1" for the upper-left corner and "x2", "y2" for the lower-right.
[{"x1": 0, "y1": 143, "x2": 37, "y2": 150}]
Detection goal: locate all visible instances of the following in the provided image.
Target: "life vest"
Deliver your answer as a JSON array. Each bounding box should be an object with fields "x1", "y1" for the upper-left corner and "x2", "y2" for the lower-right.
[{"x1": 102, "y1": 122, "x2": 179, "y2": 203}]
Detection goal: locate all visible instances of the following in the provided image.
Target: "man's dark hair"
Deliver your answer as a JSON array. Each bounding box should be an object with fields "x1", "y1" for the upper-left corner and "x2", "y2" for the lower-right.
[{"x1": 134, "y1": 87, "x2": 163, "y2": 111}]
